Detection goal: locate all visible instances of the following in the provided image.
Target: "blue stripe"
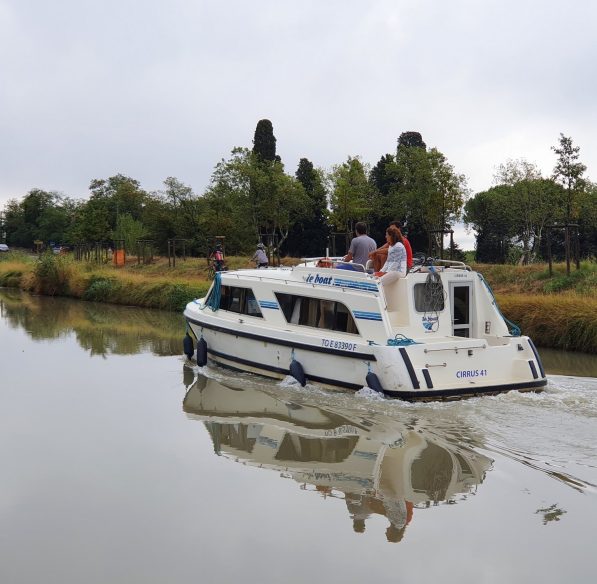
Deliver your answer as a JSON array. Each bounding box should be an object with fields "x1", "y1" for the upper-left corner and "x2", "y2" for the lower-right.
[
  {"x1": 353, "y1": 310, "x2": 381, "y2": 320},
  {"x1": 333, "y1": 279, "x2": 378, "y2": 292},
  {"x1": 258, "y1": 301, "x2": 279, "y2": 309}
]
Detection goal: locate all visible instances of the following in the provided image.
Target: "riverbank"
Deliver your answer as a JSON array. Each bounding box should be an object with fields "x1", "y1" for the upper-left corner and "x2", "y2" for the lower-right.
[{"x1": 1, "y1": 252, "x2": 595, "y2": 353}]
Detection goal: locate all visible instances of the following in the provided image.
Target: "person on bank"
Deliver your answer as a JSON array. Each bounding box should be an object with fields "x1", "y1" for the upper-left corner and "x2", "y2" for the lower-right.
[
  {"x1": 369, "y1": 221, "x2": 413, "y2": 273},
  {"x1": 339, "y1": 222, "x2": 377, "y2": 271},
  {"x1": 210, "y1": 243, "x2": 226, "y2": 272},
  {"x1": 252, "y1": 243, "x2": 269, "y2": 268},
  {"x1": 375, "y1": 226, "x2": 407, "y2": 284}
]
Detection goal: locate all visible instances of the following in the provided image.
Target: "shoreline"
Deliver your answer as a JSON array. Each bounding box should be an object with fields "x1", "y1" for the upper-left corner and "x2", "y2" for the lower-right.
[{"x1": 1, "y1": 254, "x2": 595, "y2": 354}]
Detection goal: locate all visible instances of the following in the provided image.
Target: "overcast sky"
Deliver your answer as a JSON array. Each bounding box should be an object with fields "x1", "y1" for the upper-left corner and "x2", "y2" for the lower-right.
[{"x1": 1, "y1": 0, "x2": 595, "y2": 248}]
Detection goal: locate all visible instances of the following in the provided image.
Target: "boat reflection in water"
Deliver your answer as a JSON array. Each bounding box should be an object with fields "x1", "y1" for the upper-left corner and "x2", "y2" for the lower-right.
[{"x1": 183, "y1": 373, "x2": 493, "y2": 543}]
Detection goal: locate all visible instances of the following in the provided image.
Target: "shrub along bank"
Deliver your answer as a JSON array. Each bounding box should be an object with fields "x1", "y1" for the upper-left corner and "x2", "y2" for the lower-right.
[{"x1": 1, "y1": 252, "x2": 596, "y2": 353}]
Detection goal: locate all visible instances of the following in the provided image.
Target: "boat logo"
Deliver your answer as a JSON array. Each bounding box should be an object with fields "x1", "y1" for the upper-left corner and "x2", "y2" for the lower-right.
[
  {"x1": 422, "y1": 315, "x2": 439, "y2": 331},
  {"x1": 305, "y1": 273, "x2": 334, "y2": 285}
]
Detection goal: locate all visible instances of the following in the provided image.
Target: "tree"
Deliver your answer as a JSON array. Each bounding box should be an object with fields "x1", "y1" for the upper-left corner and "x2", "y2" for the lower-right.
[
  {"x1": 552, "y1": 134, "x2": 587, "y2": 274},
  {"x1": 3, "y1": 189, "x2": 76, "y2": 247},
  {"x1": 425, "y1": 148, "x2": 468, "y2": 258},
  {"x1": 112, "y1": 213, "x2": 147, "y2": 254},
  {"x1": 73, "y1": 174, "x2": 148, "y2": 244},
  {"x1": 329, "y1": 156, "x2": 372, "y2": 250},
  {"x1": 283, "y1": 158, "x2": 330, "y2": 257},
  {"x1": 494, "y1": 158, "x2": 541, "y2": 185},
  {"x1": 252, "y1": 119, "x2": 278, "y2": 162},
  {"x1": 369, "y1": 154, "x2": 397, "y2": 242},
  {"x1": 204, "y1": 148, "x2": 307, "y2": 253},
  {"x1": 398, "y1": 131, "x2": 426, "y2": 150},
  {"x1": 464, "y1": 186, "x2": 515, "y2": 263}
]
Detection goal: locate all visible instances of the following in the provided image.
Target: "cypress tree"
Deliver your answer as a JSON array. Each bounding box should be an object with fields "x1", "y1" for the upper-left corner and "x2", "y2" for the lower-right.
[
  {"x1": 398, "y1": 131, "x2": 426, "y2": 150},
  {"x1": 252, "y1": 119, "x2": 277, "y2": 162}
]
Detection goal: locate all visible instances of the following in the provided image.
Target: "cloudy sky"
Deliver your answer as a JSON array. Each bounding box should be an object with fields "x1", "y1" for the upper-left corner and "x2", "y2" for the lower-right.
[{"x1": 1, "y1": 0, "x2": 595, "y2": 248}]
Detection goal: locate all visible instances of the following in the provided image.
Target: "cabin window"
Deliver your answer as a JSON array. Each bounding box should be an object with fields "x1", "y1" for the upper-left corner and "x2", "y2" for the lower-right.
[
  {"x1": 414, "y1": 283, "x2": 445, "y2": 313},
  {"x1": 219, "y1": 285, "x2": 263, "y2": 318},
  {"x1": 274, "y1": 292, "x2": 359, "y2": 334}
]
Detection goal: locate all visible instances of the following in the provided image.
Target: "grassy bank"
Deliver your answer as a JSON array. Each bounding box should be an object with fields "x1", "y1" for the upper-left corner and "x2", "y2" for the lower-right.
[
  {"x1": 0, "y1": 252, "x2": 214, "y2": 312},
  {"x1": 1, "y1": 252, "x2": 595, "y2": 352}
]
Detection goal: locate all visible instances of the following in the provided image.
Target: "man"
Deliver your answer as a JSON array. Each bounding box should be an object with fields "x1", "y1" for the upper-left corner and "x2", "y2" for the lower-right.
[
  {"x1": 369, "y1": 221, "x2": 413, "y2": 272},
  {"x1": 339, "y1": 222, "x2": 377, "y2": 271}
]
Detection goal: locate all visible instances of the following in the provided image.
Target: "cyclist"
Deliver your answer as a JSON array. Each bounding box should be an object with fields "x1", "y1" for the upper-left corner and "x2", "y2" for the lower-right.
[{"x1": 252, "y1": 243, "x2": 269, "y2": 268}]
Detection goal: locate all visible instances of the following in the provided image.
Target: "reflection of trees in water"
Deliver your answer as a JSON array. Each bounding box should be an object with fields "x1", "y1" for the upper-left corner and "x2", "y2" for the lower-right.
[{"x1": 0, "y1": 291, "x2": 182, "y2": 356}]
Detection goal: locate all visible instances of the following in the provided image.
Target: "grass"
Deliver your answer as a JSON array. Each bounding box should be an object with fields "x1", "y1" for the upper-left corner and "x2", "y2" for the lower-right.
[
  {"x1": 498, "y1": 292, "x2": 597, "y2": 353},
  {"x1": 0, "y1": 251, "x2": 211, "y2": 311},
  {"x1": 474, "y1": 260, "x2": 597, "y2": 297}
]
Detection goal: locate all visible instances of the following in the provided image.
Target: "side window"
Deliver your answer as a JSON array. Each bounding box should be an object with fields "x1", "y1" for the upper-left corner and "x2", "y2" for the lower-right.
[
  {"x1": 245, "y1": 289, "x2": 262, "y2": 317},
  {"x1": 276, "y1": 292, "x2": 298, "y2": 322},
  {"x1": 218, "y1": 285, "x2": 263, "y2": 318},
  {"x1": 228, "y1": 287, "x2": 243, "y2": 313},
  {"x1": 414, "y1": 283, "x2": 445, "y2": 312},
  {"x1": 275, "y1": 293, "x2": 358, "y2": 334},
  {"x1": 219, "y1": 285, "x2": 231, "y2": 311}
]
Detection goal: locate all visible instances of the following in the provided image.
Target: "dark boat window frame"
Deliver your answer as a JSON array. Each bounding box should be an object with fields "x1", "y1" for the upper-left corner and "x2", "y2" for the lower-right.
[
  {"x1": 274, "y1": 292, "x2": 359, "y2": 335},
  {"x1": 218, "y1": 285, "x2": 263, "y2": 318}
]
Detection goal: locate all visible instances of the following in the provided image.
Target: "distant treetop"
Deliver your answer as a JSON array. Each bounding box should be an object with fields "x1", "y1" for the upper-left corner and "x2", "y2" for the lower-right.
[
  {"x1": 252, "y1": 119, "x2": 277, "y2": 162},
  {"x1": 398, "y1": 131, "x2": 426, "y2": 150}
]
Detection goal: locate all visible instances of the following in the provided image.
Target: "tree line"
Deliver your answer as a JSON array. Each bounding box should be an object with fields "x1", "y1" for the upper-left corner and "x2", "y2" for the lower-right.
[{"x1": 1, "y1": 121, "x2": 595, "y2": 263}]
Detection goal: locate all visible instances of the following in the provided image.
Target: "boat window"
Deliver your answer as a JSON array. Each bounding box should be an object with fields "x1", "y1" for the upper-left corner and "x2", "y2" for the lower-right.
[
  {"x1": 219, "y1": 285, "x2": 263, "y2": 318},
  {"x1": 414, "y1": 283, "x2": 445, "y2": 312},
  {"x1": 275, "y1": 292, "x2": 359, "y2": 334}
]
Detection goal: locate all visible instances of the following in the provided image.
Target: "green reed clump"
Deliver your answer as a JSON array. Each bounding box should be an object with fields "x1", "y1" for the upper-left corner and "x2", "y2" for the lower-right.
[{"x1": 34, "y1": 252, "x2": 72, "y2": 296}]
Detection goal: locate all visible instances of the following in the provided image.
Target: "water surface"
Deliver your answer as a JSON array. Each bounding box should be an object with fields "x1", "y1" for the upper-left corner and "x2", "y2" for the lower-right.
[{"x1": 1, "y1": 290, "x2": 596, "y2": 584}]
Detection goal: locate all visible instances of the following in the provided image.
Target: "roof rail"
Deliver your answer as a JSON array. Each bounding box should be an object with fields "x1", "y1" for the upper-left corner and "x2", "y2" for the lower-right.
[{"x1": 432, "y1": 259, "x2": 472, "y2": 271}]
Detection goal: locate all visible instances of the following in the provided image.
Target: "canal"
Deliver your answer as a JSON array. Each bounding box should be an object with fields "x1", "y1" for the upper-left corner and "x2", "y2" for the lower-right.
[{"x1": 1, "y1": 290, "x2": 596, "y2": 583}]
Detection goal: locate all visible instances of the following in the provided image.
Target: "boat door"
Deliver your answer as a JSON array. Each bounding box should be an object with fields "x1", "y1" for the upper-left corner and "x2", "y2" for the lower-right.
[{"x1": 449, "y1": 282, "x2": 473, "y2": 337}]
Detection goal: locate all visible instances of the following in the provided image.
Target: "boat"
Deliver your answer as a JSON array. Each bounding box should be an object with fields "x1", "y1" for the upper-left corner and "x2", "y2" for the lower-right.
[
  {"x1": 183, "y1": 374, "x2": 493, "y2": 541},
  {"x1": 183, "y1": 258, "x2": 547, "y2": 400}
]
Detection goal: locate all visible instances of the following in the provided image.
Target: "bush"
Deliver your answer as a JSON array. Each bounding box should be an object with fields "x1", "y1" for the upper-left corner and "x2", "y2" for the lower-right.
[
  {"x1": 83, "y1": 277, "x2": 118, "y2": 302},
  {"x1": 34, "y1": 252, "x2": 72, "y2": 295},
  {"x1": 162, "y1": 283, "x2": 201, "y2": 311}
]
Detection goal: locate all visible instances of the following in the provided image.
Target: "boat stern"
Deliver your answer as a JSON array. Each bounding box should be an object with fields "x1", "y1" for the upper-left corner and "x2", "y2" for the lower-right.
[{"x1": 371, "y1": 336, "x2": 547, "y2": 400}]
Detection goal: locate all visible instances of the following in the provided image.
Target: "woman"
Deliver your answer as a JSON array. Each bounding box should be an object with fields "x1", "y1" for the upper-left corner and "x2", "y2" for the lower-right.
[{"x1": 375, "y1": 226, "x2": 407, "y2": 284}]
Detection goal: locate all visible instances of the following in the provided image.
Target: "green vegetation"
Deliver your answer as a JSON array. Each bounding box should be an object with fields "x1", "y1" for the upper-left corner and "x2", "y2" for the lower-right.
[
  {"x1": 498, "y1": 294, "x2": 596, "y2": 353},
  {"x1": 464, "y1": 137, "x2": 596, "y2": 264},
  {"x1": 473, "y1": 261, "x2": 597, "y2": 296},
  {"x1": 0, "y1": 251, "x2": 211, "y2": 311},
  {"x1": 1, "y1": 252, "x2": 595, "y2": 352}
]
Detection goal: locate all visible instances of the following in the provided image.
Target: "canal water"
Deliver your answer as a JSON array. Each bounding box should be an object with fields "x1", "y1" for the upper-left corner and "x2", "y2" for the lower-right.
[{"x1": 1, "y1": 289, "x2": 596, "y2": 584}]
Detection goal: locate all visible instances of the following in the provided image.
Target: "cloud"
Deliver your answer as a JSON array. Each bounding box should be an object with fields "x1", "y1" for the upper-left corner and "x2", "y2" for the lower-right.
[{"x1": 1, "y1": 0, "x2": 595, "y2": 251}]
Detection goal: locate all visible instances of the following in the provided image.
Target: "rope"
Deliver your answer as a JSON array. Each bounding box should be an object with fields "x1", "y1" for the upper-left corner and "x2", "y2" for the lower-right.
[
  {"x1": 387, "y1": 334, "x2": 420, "y2": 346},
  {"x1": 422, "y1": 268, "x2": 445, "y2": 332},
  {"x1": 477, "y1": 273, "x2": 521, "y2": 336},
  {"x1": 202, "y1": 272, "x2": 222, "y2": 312}
]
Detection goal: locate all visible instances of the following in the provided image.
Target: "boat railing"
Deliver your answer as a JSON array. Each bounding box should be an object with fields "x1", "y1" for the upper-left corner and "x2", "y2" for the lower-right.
[
  {"x1": 430, "y1": 259, "x2": 472, "y2": 271},
  {"x1": 302, "y1": 257, "x2": 369, "y2": 272}
]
